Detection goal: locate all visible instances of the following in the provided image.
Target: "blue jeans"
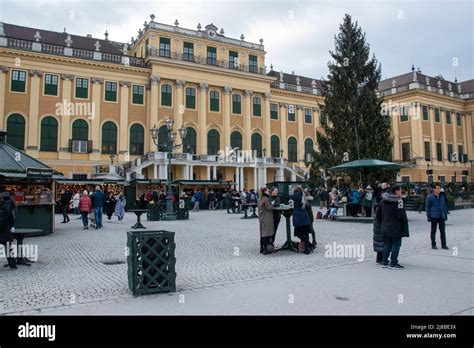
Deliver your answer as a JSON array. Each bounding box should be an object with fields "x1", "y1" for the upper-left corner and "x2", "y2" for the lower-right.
[
  {"x1": 81, "y1": 212, "x2": 89, "y2": 226},
  {"x1": 383, "y1": 237, "x2": 402, "y2": 265},
  {"x1": 94, "y1": 207, "x2": 103, "y2": 227}
]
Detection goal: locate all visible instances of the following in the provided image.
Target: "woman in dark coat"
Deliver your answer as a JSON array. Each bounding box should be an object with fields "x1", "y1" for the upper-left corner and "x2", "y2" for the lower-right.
[
  {"x1": 0, "y1": 192, "x2": 16, "y2": 269},
  {"x1": 104, "y1": 192, "x2": 117, "y2": 222},
  {"x1": 269, "y1": 187, "x2": 281, "y2": 246},
  {"x1": 291, "y1": 187, "x2": 312, "y2": 254},
  {"x1": 372, "y1": 203, "x2": 385, "y2": 264},
  {"x1": 258, "y1": 187, "x2": 274, "y2": 254}
]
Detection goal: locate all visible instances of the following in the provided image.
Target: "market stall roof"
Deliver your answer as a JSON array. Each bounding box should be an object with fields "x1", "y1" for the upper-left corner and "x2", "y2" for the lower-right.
[
  {"x1": 173, "y1": 180, "x2": 237, "y2": 186},
  {"x1": 0, "y1": 130, "x2": 63, "y2": 179},
  {"x1": 329, "y1": 159, "x2": 403, "y2": 172},
  {"x1": 57, "y1": 179, "x2": 128, "y2": 185}
]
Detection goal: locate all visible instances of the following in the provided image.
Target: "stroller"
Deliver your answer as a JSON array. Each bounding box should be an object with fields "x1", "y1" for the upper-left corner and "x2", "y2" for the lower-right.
[{"x1": 324, "y1": 205, "x2": 338, "y2": 221}]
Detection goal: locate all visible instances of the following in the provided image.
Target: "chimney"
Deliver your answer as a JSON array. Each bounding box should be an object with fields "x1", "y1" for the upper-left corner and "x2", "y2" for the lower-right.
[{"x1": 86, "y1": 34, "x2": 92, "y2": 38}]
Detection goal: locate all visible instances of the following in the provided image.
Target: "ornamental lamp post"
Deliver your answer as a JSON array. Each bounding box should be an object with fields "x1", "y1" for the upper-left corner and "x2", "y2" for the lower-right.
[{"x1": 150, "y1": 119, "x2": 187, "y2": 220}]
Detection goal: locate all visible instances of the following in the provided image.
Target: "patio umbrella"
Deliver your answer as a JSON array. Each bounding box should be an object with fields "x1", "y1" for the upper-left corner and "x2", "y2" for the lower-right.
[{"x1": 328, "y1": 159, "x2": 403, "y2": 186}]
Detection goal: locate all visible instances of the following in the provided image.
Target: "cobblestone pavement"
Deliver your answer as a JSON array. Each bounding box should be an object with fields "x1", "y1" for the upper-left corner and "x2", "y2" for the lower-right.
[{"x1": 1, "y1": 208, "x2": 473, "y2": 314}]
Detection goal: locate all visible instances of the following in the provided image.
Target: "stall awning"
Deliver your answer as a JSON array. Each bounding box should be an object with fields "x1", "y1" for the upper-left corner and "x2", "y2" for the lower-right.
[
  {"x1": 173, "y1": 180, "x2": 236, "y2": 186},
  {"x1": 57, "y1": 179, "x2": 127, "y2": 185}
]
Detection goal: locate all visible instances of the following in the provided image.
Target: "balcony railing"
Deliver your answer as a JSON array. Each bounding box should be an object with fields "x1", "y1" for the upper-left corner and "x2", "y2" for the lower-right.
[
  {"x1": 4, "y1": 37, "x2": 146, "y2": 68},
  {"x1": 271, "y1": 81, "x2": 322, "y2": 96},
  {"x1": 146, "y1": 49, "x2": 266, "y2": 75}
]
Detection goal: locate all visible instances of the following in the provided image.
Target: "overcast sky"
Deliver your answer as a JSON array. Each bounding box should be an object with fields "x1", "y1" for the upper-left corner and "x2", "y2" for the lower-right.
[{"x1": 1, "y1": 0, "x2": 472, "y2": 82}]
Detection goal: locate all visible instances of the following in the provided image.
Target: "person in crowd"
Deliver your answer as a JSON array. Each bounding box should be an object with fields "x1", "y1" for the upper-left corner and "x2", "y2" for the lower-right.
[
  {"x1": 377, "y1": 185, "x2": 409, "y2": 269},
  {"x1": 138, "y1": 192, "x2": 147, "y2": 209},
  {"x1": 216, "y1": 190, "x2": 223, "y2": 210},
  {"x1": 372, "y1": 193, "x2": 385, "y2": 264},
  {"x1": 91, "y1": 186, "x2": 105, "y2": 229},
  {"x1": 269, "y1": 187, "x2": 281, "y2": 247},
  {"x1": 226, "y1": 190, "x2": 233, "y2": 213},
  {"x1": 114, "y1": 192, "x2": 126, "y2": 223},
  {"x1": 192, "y1": 189, "x2": 201, "y2": 212},
  {"x1": 362, "y1": 185, "x2": 374, "y2": 217},
  {"x1": 291, "y1": 186, "x2": 313, "y2": 254},
  {"x1": 305, "y1": 189, "x2": 317, "y2": 248},
  {"x1": 104, "y1": 192, "x2": 117, "y2": 223},
  {"x1": 72, "y1": 191, "x2": 80, "y2": 215},
  {"x1": 208, "y1": 189, "x2": 216, "y2": 210},
  {"x1": 319, "y1": 187, "x2": 328, "y2": 210},
  {"x1": 233, "y1": 190, "x2": 241, "y2": 213},
  {"x1": 258, "y1": 187, "x2": 274, "y2": 255},
  {"x1": 78, "y1": 190, "x2": 92, "y2": 229},
  {"x1": 60, "y1": 189, "x2": 72, "y2": 223},
  {"x1": 0, "y1": 192, "x2": 16, "y2": 269},
  {"x1": 426, "y1": 183, "x2": 449, "y2": 250}
]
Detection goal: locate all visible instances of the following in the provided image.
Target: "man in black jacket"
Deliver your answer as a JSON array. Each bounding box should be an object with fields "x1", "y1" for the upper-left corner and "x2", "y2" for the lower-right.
[
  {"x1": 0, "y1": 192, "x2": 17, "y2": 269},
  {"x1": 376, "y1": 185, "x2": 409, "y2": 269},
  {"x1": 60, "y1": 189, "x2": 72, "y2": 223}
]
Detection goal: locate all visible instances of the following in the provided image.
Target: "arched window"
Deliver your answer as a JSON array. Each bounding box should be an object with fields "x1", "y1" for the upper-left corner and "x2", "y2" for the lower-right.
[
  {"x1": 101, "y1": 121, "x2": 117, "y2": 154},
  {"x1": 40, "y1": 116, "x2": 58, "y2": 152},
  {"x1": 230, "y1": 131, "x2": 242, "y2": 151},
  {"x1": 271, "y1": 135, "x2": 280, "y2": 158},
  {"x1": 304, "y1": 138, "x2": 314, "y2": 162},
  {"x1": 158, "y1": 125, "x2": 168, "y2": 149},
  {"x1": 288, "y1": 137, "x2": 297, "y2": 163},
  {"x1": 207, "y1": 129, "x2": 220, "y2": 155},
  {"x1": 6, "y1": 114, "x2": 25, "y2": 150},
  {"x1": 251, "y1": 133, "x2": 262, "y2": 157},
  {"x1": 72, "y1": 119, "x2": 88, "y2": 141},
  {"x1": 183, "y1": 127, "x2": 197, "y2": 154},
  {"x1": 130, "y1": 123, "x2": 144, "y2": 155}
]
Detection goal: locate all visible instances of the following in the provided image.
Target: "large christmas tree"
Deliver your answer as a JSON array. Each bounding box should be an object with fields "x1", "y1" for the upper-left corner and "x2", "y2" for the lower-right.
[{"x1": 310, "y1": 14, "x2": 393, "y2": 186}]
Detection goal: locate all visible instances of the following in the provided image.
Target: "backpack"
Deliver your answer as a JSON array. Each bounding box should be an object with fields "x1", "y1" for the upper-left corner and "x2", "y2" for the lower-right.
[{"x1": 316, "y1": 211, "x2": 323, "y2": 219}]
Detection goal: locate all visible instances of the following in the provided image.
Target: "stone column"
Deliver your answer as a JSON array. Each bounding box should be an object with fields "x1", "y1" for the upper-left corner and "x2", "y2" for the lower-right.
[
  {"x1": 149, "y1": 75, "x2": 160, "y2": 151},
  {"x1": 175, "y1": 80, "x2": 185, "y2": 128},
  {"x1": 244, "y1": 90, "x2": 252, "y2": 151},
  {"x1": 153, "y1": 164, "x2": 158, "y2": 179},
  {"x1": 213, "y1": 165, "x2": 217, "y2": 180},
  {"x1": 441, "y1": 109, "x2": 447, "y2": 163},
  {"x1": 59, "y1": 73, "x2": 74, "y2": 160},
  {"x1": 451, "y1": 109, "x2": 458, "y2": 167},
  {"x1": 189, "y1": 164, "x2": 194, "y2": 180},
  {"x1": 263, "y1": 92, "x2": 272, "y2": 155},
  {"x1": 297, "y1": 105, "x2": 304, "y2": 163},
  {"x1": 240, "y1": 167, "x2": 245, "y2": 190},
  {"x1": 206, "y1": 165, "x2": 211, "y2": 180},
  {"x1": 279, "y1": 103, "x2": 288, "y2": 158},
  {"x1": 235, "y1": 166, "x2": 240, "y2": 191},
  {"x1": 198, "y1": 83, "x2": 208, "y2": 154},
  {"x1": 429, "y1": 106, "x2": 436, "y2": 162},
  {"x1": 223, "y1": 86, "x2": 232, "y2": 151},
  {"x1": 465, "y1": 113, "x2": 473, "y2": 176},
  {"x1": 253, "y1": 167, "x2": 258, "y2": 190},
  {"x1": 119, "y1": 80, "x2": 131, "y2": 161},
  {"x1": 90, "y1": 77, "x2": 103, "y2": 161},
  {"x1": 392, "y1": 110, "x2": 400, "y2": 160},
  {"x1": 26, "y1": 70, "x2": 43, "y2": 157},
  {"x1": 0, "y1": 66, "x2": 8, "y2": 130}
]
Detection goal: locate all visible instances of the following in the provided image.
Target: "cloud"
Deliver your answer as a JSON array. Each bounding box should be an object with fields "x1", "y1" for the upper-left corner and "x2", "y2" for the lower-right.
[{"x1": 0, "y1": 0, "x2": 472, "y2": 81}]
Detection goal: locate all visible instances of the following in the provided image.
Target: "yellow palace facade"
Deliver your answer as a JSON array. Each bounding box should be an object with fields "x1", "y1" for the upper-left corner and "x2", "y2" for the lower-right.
[{"x1": 0, "y1": 16, "x2": 472, "y2": 188}]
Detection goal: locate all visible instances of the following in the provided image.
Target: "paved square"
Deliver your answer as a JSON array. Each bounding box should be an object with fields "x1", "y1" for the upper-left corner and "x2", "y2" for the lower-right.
[{"x1": 0, "y1": 208, "x2": 472, "y2": 315}]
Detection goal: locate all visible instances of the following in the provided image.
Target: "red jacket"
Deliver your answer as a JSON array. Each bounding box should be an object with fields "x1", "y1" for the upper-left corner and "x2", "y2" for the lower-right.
[{"x1": 78, "y1": 195, "x2": 92, "y2": 212}]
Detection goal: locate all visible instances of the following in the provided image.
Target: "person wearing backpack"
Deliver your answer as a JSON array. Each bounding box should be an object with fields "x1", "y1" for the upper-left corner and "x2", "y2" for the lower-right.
[{"x1": 0, "y1": 192, "x2": 16, "y2": 269}]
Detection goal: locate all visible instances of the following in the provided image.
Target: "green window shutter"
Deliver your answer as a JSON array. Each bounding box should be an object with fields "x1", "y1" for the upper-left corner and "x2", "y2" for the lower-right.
[
  {"x1": 161, "y1": 84, "x2": 172, "y2": 106},
  {"x1": 6, "y1": 114, "x2": 26, "y2": 150},
  {"x1": 251, "y1": 133, "x2": 262, "y2": 157},
  {"x1": 288, "y1": 105, "x2": 296, "y2": 121},
  {"x1": 159, "y1": 37, "x2": 171, "y2": 57},
  {"x1": 210, "y1": 91, "x2": 219, "y2": 111},
  {"x1": 253, "y1": 97, "x2": 261, "y2": 116},
  {"x1": 304, "y1": 109, "x2": 312, "y2": 123},
  {"x1": 207, "y1": 129, "x2": 220, "y2": 155},
  {"x1": 434, "y1": 109, "x2": 440, "y2": 122},
  {"x1": 44, "y1": 74, "x2": 58, "y2": 96},
  {"x1": 75, "y1": 78, "x2": 88, "y2": 98},
  {"x1": 11, "y1": 70, "x2": 26, "y2": 92},
  {"x1": 445, "y1": 111, "x2": 451, "y2": 124},
  {"x1": 249, "y1": 55, "x2": 258, "y2": 73},
  {"x1": 72, "y1": 119, "x2": 89, "y2": 141},
  {"x1": 424, "y1": 141, "x2": 431, "y2": 161},
  {"x1": 132, "y1": 85, "x2": 144, "y2": 104},
  {"x1": 183, "y1": 127, "x2": 197, "y2": 154},
  {"x1": 207, "y1": 46, "x2": 217, "y2": 65},
  {"x1": 456, "y1": 112, "x2": 462, "y2": 127},
  {"x1": 271, "y1": 135, "x2": 280, "y2": 157},
  {"x1": 400, "y1": 106, "x2": 409, "y2": 122},
  {"x1": 105, "y1": 81, "x2": 117, "y2": 101},
  {"x1": 288, "y1": 137, "x2": 297, "y2": 162},
  {"x1": 229, "y1": 51, "x2": 238, "y2": 68},
  {"x1": 130, "y1": 124, "x2": 144, "y2": 155},
  {"x1": 436, "y1": 143, "x2": 442, "y2": 161},
  {"x1": 40, "y1": 116, "x2": 58, "y2": 152},
  {"x1": 101, "y1": 121, "x2": 117, "y2": 154},
  {"x1": 232, "y1": 94, "x2": 241, "y2": 114},
  {"x1": 230, "y1": 131, "x2": 242, "y2": 150},
  {"x1": 304, "y1": 139, "x2": 314, "y2": 162},
  {"x1": 183, "y1": 42, "x2": 194, "y2": 61},
  {"x1": 422, "y1": 106, "x2": 429, "y2": 121},
  {"x1": 185, "y1": 88, "x2": 196, "y2": 108},
  {"x1": 270, "y1": 104, "x2": 278, "y2": 119}
]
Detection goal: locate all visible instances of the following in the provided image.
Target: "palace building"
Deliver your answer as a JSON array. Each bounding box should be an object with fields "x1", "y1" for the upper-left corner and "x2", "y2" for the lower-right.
[{"x1": 0, "y1": 15, "x2": 472, "y2": 189}]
